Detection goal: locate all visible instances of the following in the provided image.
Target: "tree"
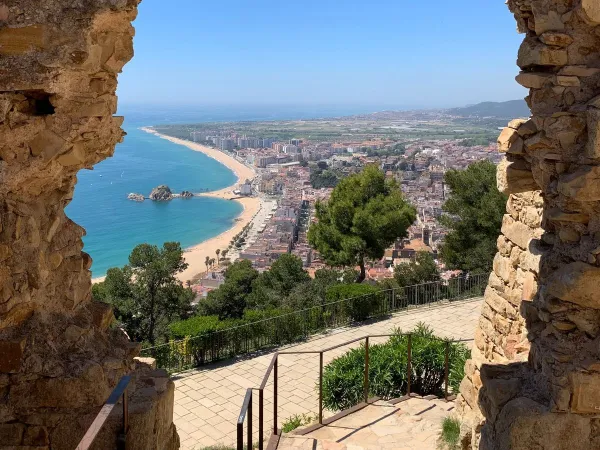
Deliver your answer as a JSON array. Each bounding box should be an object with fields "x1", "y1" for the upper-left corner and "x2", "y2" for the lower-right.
[
  {"x1": 216, "y1": 249, "x2": 221, "y2": 265},
  {"x1": 205, "y1": 256, "x2": 210, "y2": 274},
  {"x1": 439, "y1": 160, "x2": 507, "y2": 273},
  {"x1": 200, "y1": 259, "x2": 259, "y2": 319},
  {"x1": 248, "y1": 254, "x2": 311, "y2": 308},
  {"x1": 394, "y1": 252, "x2": 440, "y2": 287},
  {"x1": 92, "y1": 242, "x2": 194, "y2": 345},
  {"x1": 308, "y1": 165, "x2": 416, "y2": 283}
]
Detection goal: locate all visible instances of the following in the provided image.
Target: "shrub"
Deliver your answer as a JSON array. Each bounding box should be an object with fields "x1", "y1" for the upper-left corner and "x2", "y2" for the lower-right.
[
  {"x1": 439, "y1": 417, "x2": 461, "y2": 450},
  {"x1": 321, "y1": 323, "x2": 470, "y2": 412},
  {"x1": 326, "y1": 283, "x2": 384, "y2": 322}
]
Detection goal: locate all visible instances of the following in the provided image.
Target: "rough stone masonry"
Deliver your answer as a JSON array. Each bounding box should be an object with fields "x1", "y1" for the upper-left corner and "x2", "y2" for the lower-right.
[
  {"x1": 457, "y1": 1, "x2": 600, "y2": 449},
  {"x1": 0, "y1": 1, "x2": 179, "y2": 449}
]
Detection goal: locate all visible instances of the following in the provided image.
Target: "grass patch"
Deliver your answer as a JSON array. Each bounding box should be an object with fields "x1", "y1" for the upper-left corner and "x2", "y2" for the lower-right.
[
  {"x1": 281, "y1": 413, "x2": 317, "y2": 433},
  {"x1": 439, "y1": 416, "x2": 461, "y2": 449}
]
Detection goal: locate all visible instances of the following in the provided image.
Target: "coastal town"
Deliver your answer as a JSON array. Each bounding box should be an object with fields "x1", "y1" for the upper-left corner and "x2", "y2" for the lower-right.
[{"x1": 146, "y1": 107, "x2": 510, "y2": 297}]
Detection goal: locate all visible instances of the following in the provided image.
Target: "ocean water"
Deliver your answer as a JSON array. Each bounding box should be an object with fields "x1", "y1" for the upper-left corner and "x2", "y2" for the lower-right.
[{"x1": 67, "y1": 104, "x2": 380, "y2": 277}]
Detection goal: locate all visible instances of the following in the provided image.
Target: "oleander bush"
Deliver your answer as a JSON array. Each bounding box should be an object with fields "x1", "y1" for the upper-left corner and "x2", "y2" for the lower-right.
[{"x1": 321, "y1": 323, "x2": 470, "y2": 411}]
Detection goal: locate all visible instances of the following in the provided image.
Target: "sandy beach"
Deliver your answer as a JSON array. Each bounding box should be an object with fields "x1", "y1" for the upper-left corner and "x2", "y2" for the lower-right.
[{"x1": 92, "y1": 128, "x2": 261, "y2": 284}]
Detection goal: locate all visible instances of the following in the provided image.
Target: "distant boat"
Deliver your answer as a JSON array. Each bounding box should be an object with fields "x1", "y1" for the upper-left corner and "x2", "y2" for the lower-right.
[{"x1": 99, "y1": 175, "x2": 103, "y2": 177}]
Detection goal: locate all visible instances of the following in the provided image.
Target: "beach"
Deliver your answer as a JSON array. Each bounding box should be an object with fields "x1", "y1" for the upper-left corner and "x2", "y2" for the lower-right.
[{"x1": 92, "y1": 128, "x2": 262, "y2": 284}]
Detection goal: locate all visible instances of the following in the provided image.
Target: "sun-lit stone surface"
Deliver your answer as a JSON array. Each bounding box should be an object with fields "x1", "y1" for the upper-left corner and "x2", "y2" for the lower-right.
[
  {"x1": 458, "y1": 1, "x2": 600, "y2": 448},
  {"x1": 0, "y1": 0, "x2": 179, "y2": 448}
]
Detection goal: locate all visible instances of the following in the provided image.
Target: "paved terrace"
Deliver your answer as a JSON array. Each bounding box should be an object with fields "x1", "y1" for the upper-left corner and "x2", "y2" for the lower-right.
[{"x1": 172, "y1": 298, "x2": 483, "y2": 449}]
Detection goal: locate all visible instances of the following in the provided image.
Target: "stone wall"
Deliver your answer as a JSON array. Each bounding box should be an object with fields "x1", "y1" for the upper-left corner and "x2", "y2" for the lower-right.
[
  {"x1": 458, "y1": 1, "x2": 600, "y2": 449},
  {"x1": 0, "y1": 1, "x2": 178, "y2": 448}
]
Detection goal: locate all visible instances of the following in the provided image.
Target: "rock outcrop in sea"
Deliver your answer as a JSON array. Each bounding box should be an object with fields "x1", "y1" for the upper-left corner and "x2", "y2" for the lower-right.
[
  {"x1": 181, "y1": 190, "x2": 193, "y2": 198},
  {"x1": 128, "y1": 193, "x2": 145, "y2": 202},
  {"x1": 149, "y1": 185, "x2": 173, "y2": 201}
]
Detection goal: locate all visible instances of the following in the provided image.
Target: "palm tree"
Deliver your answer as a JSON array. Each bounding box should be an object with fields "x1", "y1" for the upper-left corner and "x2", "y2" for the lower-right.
[
  {"x1": 205, "y1": 256, "x2": 210, "y2": 274},
  {"x1": 216, "y1": 249, "x2": 221, "y2": 265},
  {"x1": 209, "y1": 258, "x2": 216, "y2": 269},
  {"x1": 222, "y1": 248, "x2": 228, "y2": 259}
]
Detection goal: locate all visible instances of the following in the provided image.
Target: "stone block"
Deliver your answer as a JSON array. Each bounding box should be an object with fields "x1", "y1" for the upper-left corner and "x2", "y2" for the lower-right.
[
  {"x1": 571, "y1": 372, "x2": 600, "y2": 413},
  {"x1": 547, "y1": 208, "x2": 590, "y2": 224},
  {"x1": 88, "y1": 301, "x2": 114, "y2": 330},
  {"x1": 23, "y1": 426, "x2": 49, "y2": 446},
  {"x1": 0, "y1": 338, "x2": 26, "y2": 373},
  {"x1": 533, "y1": 10, "x2": 565, "y2": 34},
  {"x1": 581, "y1": 0, "x2": 600, "y2": 25},
  {"x1": 559, "y1": 66, "x2": 600, "y2": 77},
  {"x1": 555, "y1": 75, "x2": 580, "y2": 87},
  {"x1": 497, "y1": 398, "x2": 592, "y2": 450},
  {"x1": 517, "y1": 39, "x2": 568, "y2": 68},
  {"x1": 497, "y1": 158, "x2": 538, "y2": 195},
  {"x1": 501, "y1": 215, "x2": 534, "y2": 250},
  {"x1": 585, "y1": 109, "x2": 600, "y2": 159},
  {"x1": 134, "y1": 357, "x2": 157, "y2": 370},
  {"x1": 516, "y1": 119, "x2": 537, "y2": 137},
  {"x1": 28, "y1": 130, "x2": 66, "y2": 160},
  {"x1": 0, "y1": 423, "x2": 25, "y2": 445},
  {"x1": 547, "y1": 261, "x2": 600, "y2": 309},
  {"x1": 558, "y1": 165, "x2": 600, "y2": 201},
  {"x1": 0, "y1": 25, "x2": 45, "y2": 55},
  {"x1": 498, "y1": 127, "x2": 520, "y2": 153},
  {"x1": 539, "y1": 32, "x2": 573, "y2": 48},
  {"x1": 515, "y1": 72, "x2": 553, "y2": 89}
]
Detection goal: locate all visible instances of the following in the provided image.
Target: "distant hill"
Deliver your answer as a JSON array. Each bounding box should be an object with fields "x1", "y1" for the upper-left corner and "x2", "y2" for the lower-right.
[{"x1": 447, "y1": 100, "x2": 530, "y2": 118}]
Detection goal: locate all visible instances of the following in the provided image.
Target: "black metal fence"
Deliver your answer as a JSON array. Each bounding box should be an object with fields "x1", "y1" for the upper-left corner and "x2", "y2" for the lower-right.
[{"x1": 140, "y1": 274, "x2": 487, "y2": 372}]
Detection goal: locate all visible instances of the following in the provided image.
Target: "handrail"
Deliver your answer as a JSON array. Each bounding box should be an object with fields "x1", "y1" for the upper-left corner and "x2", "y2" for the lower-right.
[
  {"x1": 142, "y1": 274, "x2": 485, "y2": 352},
  {"x1": 236, "y1": 333, "x2": 475, "y2": 450},
  {"x1": 141, "y1": 274, "x2": 487, "y2": 372},
  {"x1": 75, "y1": 375, "x2": 131, "y2": 450}
]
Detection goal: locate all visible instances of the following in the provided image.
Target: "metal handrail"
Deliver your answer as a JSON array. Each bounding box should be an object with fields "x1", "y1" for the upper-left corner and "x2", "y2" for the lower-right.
[
  {"x1": 75, "y1": 375, "x2": 131, "y2": 450},
  {"x1": 141, "y1": 274, "x2": 487, "y2": 372},
  {"x1": 236, "y1": 333, "x2": 475, "y2": 450}
]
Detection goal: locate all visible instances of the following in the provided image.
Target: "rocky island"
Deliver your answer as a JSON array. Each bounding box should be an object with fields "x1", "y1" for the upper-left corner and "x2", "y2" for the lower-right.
[
  {"x1": 149, "y1": 185, "x2": 173, "y2": 201},
  {"x1": 127, "y1": 186, "x2": 196, "y2": 201},
  {"x1": 128, "y1": 193, "x2": 145, "y2": 202}
]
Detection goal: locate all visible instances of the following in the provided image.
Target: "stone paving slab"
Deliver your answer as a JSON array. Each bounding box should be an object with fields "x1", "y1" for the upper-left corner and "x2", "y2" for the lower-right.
[
  {"x1": 279, "y1": 397, "x2": 455, "y2": 450},
  {"x1": 172, "y1": 298, "x2": 483, "y2": 449}
]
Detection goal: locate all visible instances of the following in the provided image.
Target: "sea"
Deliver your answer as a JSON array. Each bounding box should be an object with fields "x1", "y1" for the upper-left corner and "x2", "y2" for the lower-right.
[{"x1": 66, "y1": 104, "x2": 382, "y2": 277}]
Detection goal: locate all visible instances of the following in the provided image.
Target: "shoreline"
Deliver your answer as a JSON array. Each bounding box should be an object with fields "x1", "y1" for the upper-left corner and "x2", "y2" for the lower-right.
[{"x1": 92, "y1": 127, "x2": 260, "y2": 284}]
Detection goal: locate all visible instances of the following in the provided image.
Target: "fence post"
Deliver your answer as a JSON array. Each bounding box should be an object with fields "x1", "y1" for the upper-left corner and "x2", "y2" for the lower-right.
[
  {"x1": 237, "y1": 420, "x2": 243, "y2": 450},
  {"x1": 273, "y1": 356, "x2": 278, "y2": 435},
  {"x1": 258, "y1": 389, "x2": 264, "y2": 450},
  {"x1": 364, "y1": 337, "x2": 369, "y2": 403},
  {"x1": 319, "y1": 352, "x2": 324, "y2": 424},
  {"x1": 116, "y1": 387, "x2": 129, "y2": 450},
  {"x1": 247, "y1": 390, "x2": 252, "y2": 450},
  {"x1": 407, "y1": 334, "x2": 412, "y2": 397},
  {"x1": 444, "y1": 341, "x2": 450, "y2": 401}
]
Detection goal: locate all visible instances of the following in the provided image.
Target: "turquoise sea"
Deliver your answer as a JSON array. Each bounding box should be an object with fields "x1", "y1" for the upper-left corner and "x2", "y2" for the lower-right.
[{"x1": 67, "y1": 105, "x2": 380, "y2": 277}]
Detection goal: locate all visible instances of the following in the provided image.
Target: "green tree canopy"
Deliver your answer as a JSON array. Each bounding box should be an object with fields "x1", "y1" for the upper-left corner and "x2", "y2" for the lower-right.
[
  {"x1": 394, "y1": 252, "x2": 440, "y2": 287},
  {"x1": 439, "y1": 160, "x2": 507, "y2": 273},
  {"x1": 92, "y1": 242, "x2": 194, "y2": 345},
  {"x1": 200, "y1": 259, "x2": 259, "y2": 319},
  {"x1": 308, "y1": 165, "x2": 416, "y2": 282},
  {"x1": 248, "y1": 254, "x2": 311, "y2": 308}
]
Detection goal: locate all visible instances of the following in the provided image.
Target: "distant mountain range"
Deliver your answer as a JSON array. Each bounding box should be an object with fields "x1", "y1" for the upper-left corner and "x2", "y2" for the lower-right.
[{"x1": 447, "y1": 100, "x2": 530, "y2": 118}]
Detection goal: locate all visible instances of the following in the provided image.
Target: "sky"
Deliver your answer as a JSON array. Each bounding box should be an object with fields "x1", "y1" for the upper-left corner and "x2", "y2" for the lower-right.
[{"x1": 118, "y1": 0, "x2": 527, "y2": 109}]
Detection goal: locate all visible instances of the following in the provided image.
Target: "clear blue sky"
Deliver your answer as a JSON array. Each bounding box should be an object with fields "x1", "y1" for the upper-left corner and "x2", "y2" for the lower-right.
[{"x1": 118, "y1": 0, "x2": 527, "y2": 109}]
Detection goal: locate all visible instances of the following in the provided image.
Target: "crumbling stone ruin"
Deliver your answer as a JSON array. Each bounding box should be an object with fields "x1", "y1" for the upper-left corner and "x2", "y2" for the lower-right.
[
  {"x1": 458, "y1": 1, "x2": 600, "y2": 449},
  {"x1": 0, "y1": 1, "x2": 178, "y2": 448}
]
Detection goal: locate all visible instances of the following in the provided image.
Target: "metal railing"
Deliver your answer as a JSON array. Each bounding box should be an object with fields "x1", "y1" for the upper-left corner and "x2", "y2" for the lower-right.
[
  {"x1": 142, "y1": 274, "x2": 487, "y2": 372},
  {"x1": 75, "y1": 375, "x2": 131, "y2": 450},
  {"x1": 237, "y1": 333, "x2": 474, "y2": 450}
]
